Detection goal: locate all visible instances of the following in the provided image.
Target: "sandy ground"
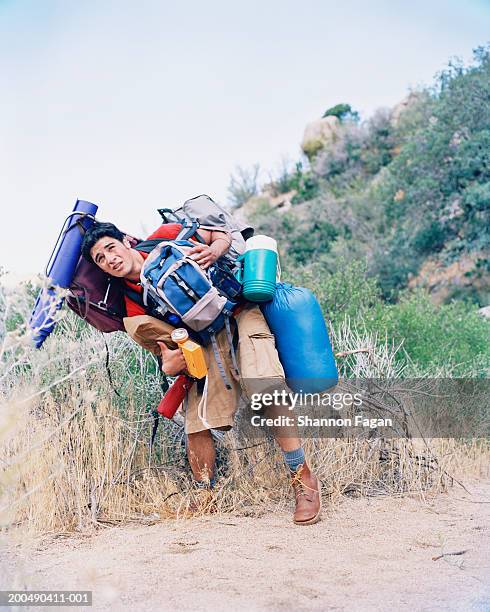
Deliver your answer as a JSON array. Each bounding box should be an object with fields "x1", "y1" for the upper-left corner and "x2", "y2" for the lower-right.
[{"x1": 1, "y1": 481, "x2": 489, "y2": 612}]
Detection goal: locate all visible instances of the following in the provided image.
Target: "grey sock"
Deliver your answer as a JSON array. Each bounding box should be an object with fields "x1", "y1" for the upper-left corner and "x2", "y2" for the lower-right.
[
  {"x1": 283, "y1": 447, "x2": 305, "y2": 472},
  {"x1": 194, "y1": 478, "x2": 216, "y2": 489}
]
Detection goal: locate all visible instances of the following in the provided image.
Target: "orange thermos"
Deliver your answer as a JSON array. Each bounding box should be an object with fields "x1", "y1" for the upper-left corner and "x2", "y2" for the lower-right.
[
  {"x1": 170, "y1": 328, "x2": 208, "y2": 379},
  {"x1": 156, "y1": 329, "x2": 207, "y2": 419}
]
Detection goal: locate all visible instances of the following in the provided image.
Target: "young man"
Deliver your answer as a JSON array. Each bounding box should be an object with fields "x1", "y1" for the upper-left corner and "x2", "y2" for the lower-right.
[{"x1": 81, "y1": 221, "x2": 322, "y2": 525}]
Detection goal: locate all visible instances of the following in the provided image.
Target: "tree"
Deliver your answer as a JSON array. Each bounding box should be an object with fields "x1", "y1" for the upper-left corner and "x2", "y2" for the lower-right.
[
  {"x1": 227, "y1": 164, "x2": 261, "y2": 208},
  {"x1": 322, "y1": 103, "x2": 360, "y2": 123}
]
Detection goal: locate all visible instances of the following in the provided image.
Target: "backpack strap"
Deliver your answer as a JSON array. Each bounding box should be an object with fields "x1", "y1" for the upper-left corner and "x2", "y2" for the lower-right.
[
  {"x1": 68, "y1": 283, "x2": 123, "y2": 319},
  {"x1": 176, "y1": 219, "x2": 207, "y2": 244},
  {"x1": 103, "y1": 334, "x2": 122, "y2": 397},
  {"x1": 134, "y1": 238, "x2": 165, "y2": 254},
  {"x1": 123, "y1": 286, "x2": 145, "y2": 308},
  {"x1": 124, "y1": 284, "x2": 170, "y2": 320},
  {"x1": 149, "y1": 358, "x2": 170, "y2": 448},
  {"x1": 68, "y1": 285, "x2": 90, "y2": 319},
  {"x1": 224, "y1": 315, "x2": 240, "y2": 377},
  {"x1": 177, "y1": 219, "x2": 198, "y2": 241},
  {"x1": 124, "y1": 270, "x2": 190, "y2": 334},
  {"x1": 210, "y1": 333, "x2": 232, "y2": 390},
  {"x1": 156, "y1": 208, "x2": 206, "y2": 244},
  {"x1": 157, "y1": 208, "x2": 181, "y2": 224}
]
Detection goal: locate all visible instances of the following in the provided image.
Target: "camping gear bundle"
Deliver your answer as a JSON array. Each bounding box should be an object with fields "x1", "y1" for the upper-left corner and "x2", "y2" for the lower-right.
[{"x1": 30, "y1": 195, "x2": 338, "y2": 403}]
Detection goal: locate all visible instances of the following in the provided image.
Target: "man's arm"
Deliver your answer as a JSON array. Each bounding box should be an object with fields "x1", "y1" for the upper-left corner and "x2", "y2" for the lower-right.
[{"x1": 189, "y1": 228, "x2": 232, "y2": 269}]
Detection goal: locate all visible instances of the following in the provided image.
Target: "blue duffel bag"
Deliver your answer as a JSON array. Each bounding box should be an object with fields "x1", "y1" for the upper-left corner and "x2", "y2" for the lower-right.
[{"x1": 260, "y1": 283, "x2": 338, "y2": 393}]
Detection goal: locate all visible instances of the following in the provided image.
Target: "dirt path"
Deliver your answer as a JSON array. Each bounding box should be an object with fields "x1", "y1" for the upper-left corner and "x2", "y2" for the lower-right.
[{"x1": 2, "y1": 481, "x2": 489, "y2": 611}]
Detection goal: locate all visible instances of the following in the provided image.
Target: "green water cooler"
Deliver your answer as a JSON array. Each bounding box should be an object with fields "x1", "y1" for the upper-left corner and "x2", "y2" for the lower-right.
[{"x1": 239, "y1": 235, "x2": 280, "y2": 302}]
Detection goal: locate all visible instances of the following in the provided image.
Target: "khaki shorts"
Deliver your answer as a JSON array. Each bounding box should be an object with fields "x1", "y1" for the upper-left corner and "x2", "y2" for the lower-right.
[{"x1": 123, "y1": 304, "x2": 286, "y2": 434}]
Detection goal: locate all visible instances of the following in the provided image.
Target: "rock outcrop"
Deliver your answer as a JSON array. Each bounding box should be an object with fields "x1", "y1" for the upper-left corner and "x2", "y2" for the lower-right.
[
  {"x1": 408, "y1": 253, "x2": 489, "y2": 305},
  {"x1": 301, "y1": 115, "x2": 340, "y2": 159}
]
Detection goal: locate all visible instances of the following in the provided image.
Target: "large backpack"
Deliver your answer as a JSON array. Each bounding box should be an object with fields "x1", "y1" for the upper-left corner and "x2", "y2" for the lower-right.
[
  {"x1": 140, "y1": 239, "x2": 238, "y2": 344},
  {"x1": 66, "y1": 258, "x2": 127, "y2": 332},
  {"x1": 66, "y1": 235, "x2": 143, "y2": 332},
  {"x1": 158, "y1": 194, "x2": 254, "y2": 262}
]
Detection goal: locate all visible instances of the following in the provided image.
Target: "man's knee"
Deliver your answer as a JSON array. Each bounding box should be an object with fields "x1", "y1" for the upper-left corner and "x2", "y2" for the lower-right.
[
  {"x1": 187, "y1": 429, "x2": 213, "y2": 442},
  {"x1": 123, "y1": 315, "x2": 175, "y2": 355}
]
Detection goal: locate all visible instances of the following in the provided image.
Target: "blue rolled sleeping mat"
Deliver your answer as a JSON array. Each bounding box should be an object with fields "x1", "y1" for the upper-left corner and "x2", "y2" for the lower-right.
[
  {"x1": 260, "y1": 282, "x2": 338, "y2": 393},
  {"x1": 29, "y1": 200, "x2": 98, "y2": 348}
]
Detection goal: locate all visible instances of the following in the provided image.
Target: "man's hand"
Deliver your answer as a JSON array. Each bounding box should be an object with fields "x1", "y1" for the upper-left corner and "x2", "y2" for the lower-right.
[
  {"x1": 157, "y1": 341, "x2": 187, "y2": 376},
  {"x1": 187, "y1": 243, "x2": 222, "y2": 269}
]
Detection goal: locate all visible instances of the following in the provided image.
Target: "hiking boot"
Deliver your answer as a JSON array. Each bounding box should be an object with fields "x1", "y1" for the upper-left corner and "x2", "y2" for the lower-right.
[
  {"x1": 185, "y1": 487, "x2": 217, "y2": 516},
  {"x1": 291, "y1": 463, "x2": 322, "y2": 525}
]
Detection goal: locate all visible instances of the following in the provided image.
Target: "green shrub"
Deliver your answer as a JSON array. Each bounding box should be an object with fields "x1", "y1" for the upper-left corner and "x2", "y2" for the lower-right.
[
  {"x1": 322, "y1": 103, "x2": 360, "y2": 123},
  {"x1": 412, "y1": 219, "x2": 448, "y2": 254},
  {"x1": 291, "y1": 174, "x2": 320, "y2": 204},
  {"x1": 284, "y1": 221, "x2": 339, "y2": 265},
  {"x1": 363, "y1": 291, "x2": 490, "y2": 375},
  {"x1": 284, "y1": 258, "x2": 381, "y2": 326},
  {"x1": 282, "y1": 257, "x2": 489, "y2": 375},
  {"x1": 360, "y1": 109, "x2": 396, "y2": 175},
  {"x1": 273, "y1": 161, "x2": 320, "y2": 204}
]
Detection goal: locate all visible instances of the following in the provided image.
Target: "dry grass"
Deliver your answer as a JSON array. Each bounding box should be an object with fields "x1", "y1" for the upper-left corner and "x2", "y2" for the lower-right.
[{"x1": 1, "y1": 283, "x2": 488, "y2": 536}]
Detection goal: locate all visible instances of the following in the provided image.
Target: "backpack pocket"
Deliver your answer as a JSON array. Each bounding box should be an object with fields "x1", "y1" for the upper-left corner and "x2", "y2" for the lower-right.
[
  {"x1": 181, "y1": 287, "x2": 227, "y2": 332},
  {"x1": 209, "y1": 259, "x2": 243, "y2": 301},
  {"x1": 237, "y1": 306, "x2": 285, "y2": 380}
]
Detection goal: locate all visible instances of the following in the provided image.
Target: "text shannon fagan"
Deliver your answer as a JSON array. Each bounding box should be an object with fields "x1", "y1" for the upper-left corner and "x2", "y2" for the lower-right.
[
  {"x1": 250, "y1": 414, "x2": 393, "y2": 429},
  {"x1": 250, "y1": 390, "x2": 363, "y2": 411}
]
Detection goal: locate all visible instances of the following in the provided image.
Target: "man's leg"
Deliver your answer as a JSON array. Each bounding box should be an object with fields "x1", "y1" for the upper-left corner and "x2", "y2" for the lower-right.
[
  {"x1": 180, "y1": 429, "x2": 216, "y2": 515},
  {"x1": 267, "y1": 402, "x2": 322, "y2": 525},
  {"x1": 236, "y1": 304, "x2": 322, "y2": 525},
  {"x1": 186, "y1": 429, "x2": 216, "y2": 485}
]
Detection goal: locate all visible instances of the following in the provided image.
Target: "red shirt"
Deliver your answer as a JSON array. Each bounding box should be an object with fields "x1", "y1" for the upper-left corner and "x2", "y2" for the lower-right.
[{"x1": 124, "y1": 223, "x2": 183, "y2": 317}]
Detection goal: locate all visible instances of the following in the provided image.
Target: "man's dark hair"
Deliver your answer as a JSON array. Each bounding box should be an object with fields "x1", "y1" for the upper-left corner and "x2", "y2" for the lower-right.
[{"x1": 81, "y1": 221, "x2": 126, "y2": 262}]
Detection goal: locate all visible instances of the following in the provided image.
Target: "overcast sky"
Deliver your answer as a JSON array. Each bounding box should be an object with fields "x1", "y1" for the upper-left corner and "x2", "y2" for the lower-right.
[{"x1": 1, "y1": 0, "x2": 489, "y2": 280}]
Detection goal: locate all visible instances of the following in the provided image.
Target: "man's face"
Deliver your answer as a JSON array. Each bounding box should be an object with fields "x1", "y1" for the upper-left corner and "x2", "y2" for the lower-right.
[{"x1": 90, "y1": 236, "x2": 135, "y2": 277}]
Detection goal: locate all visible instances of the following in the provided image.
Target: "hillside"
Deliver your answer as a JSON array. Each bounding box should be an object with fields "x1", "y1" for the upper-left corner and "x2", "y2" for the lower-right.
[{"x1": 237, "y1": 46, "x2": 490, "y2": 308}]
